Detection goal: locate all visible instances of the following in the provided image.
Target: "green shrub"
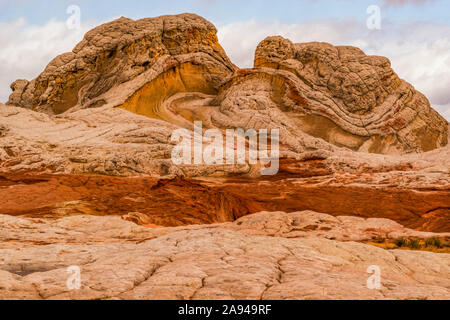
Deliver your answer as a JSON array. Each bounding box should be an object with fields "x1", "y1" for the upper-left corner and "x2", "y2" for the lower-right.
[
  {"x1": 394, "y1": 239, "x2": 407, "y2": 247},
  {"x1": 425, "y1": 238, "x2": 443, "y2": 248},
  {"x1": 408, "y1": 239, "x2": 421, "y2": 249}
]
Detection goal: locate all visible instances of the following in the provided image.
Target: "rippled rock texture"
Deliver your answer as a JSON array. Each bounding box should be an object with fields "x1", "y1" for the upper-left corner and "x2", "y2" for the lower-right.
[{"x1": 6, "y1": 14, "x2": 447, "y2": 157}]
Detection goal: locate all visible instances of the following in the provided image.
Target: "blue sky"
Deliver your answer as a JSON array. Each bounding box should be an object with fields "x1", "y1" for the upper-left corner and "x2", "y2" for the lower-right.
[
  {"x1": 1, "y1": 0, "x2": 450, "y2": 26},
  {"x1": 0, "y1": 0, "x2": 449, "y2": 119}
]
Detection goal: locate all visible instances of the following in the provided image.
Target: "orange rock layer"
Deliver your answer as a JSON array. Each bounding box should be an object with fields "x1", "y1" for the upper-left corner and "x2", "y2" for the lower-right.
[{"x1": 1, "y1": 164, "x2": 448, "y2": 233}]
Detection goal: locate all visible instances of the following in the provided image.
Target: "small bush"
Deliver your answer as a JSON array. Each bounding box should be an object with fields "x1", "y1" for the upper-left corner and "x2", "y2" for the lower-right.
[
  {"x1": 394, "y1": 238, "x2": 421, "y2": 249},
  {"x1": 408, "y1": 239, "x2": 421, "y2": 249},
  {"x1": 394, "y1": 239, "x2": 407, "y2": 247},
  {"x1": 425, "y1": 238, "x2": 443, "y2": 249}
]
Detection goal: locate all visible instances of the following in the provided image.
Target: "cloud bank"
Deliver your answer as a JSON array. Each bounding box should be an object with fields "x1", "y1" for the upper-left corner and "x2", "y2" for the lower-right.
[{"x1": 0, "y1": 18, "x2": 94, "y2": 104}]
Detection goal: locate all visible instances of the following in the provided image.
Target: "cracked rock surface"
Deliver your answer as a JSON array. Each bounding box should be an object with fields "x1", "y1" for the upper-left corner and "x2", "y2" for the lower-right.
[{"x1": 0, "y1": 211, "x2": 449, "y2": 300}]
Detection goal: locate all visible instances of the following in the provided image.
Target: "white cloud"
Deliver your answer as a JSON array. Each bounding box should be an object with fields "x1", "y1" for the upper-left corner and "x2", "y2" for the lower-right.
[
  {"x1": 218, "y1": 19, "x2": 450, "y2": 121},
  {"x1": 382, "y1": 0, "x2": 437, "y2": 7},
  {"x1": 0, "y1": 18, "x2": 95, "y2": 104}
]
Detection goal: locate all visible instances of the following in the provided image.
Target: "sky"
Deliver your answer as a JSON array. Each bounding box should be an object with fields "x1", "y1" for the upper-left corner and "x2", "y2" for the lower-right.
[{"x1": 0, "y1": 0, "x2": 449, "y2": 120}]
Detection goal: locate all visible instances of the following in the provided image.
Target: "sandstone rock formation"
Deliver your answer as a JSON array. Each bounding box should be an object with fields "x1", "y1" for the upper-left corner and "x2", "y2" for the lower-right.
[
  {"x1": 1, "y1": 13, "x2": 449, "y2": 300},
  {"x1": 6, "y1": 15, "x2": 447, "y2": 156},
  {"x1": 252, "y1": 37, "x2": 448, "y2": 153},
  {"x1": 7, "y1": 14, "x2": 235, "y2": 115},
  {"x1": 1, "y1": 211, "x2": 449, "y2": 300}
]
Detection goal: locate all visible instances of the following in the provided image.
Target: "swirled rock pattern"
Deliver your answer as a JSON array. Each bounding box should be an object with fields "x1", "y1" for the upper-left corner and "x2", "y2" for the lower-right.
[
  {"x1": 252, "y1": 37, "x2": 448, "y2": 153},
  {"x1": 7, "y1": 14, "x2": 236, "y2": 115},
  {"x1": 6, "y1": 15, "x2": 447, "y2": 156}
]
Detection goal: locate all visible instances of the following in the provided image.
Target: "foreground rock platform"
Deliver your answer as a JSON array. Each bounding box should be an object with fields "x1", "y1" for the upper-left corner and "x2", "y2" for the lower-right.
[{"x1": 1, "y1": 211, "x2": 449, "y2": 300}]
